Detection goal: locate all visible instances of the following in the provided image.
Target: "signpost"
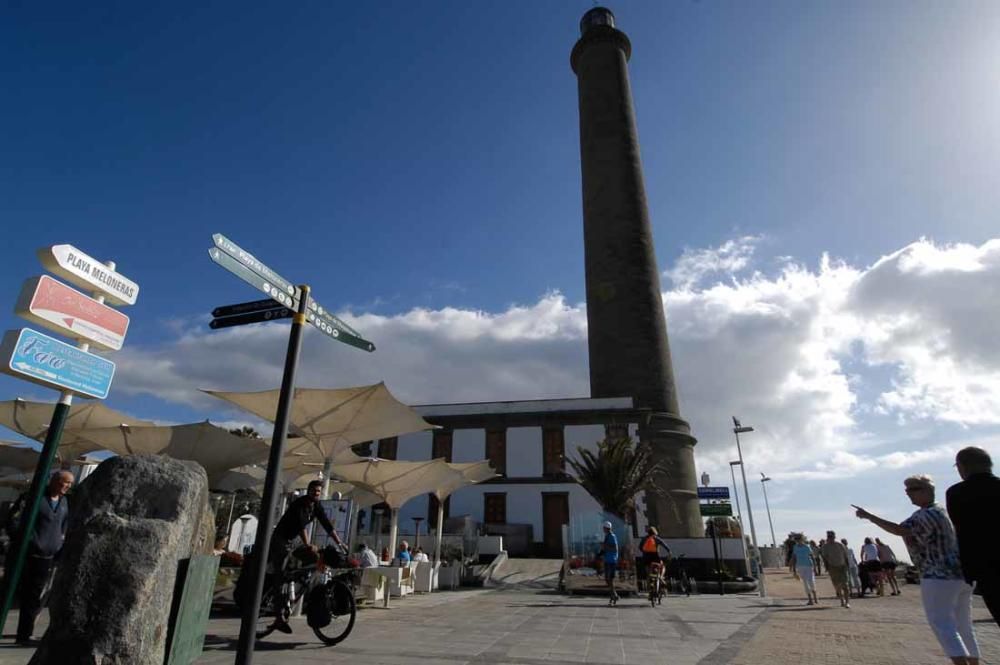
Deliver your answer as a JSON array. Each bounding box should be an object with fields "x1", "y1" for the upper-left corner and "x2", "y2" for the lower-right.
[
  {"x1": 698, "y1": 502, "x2": 734, "y2": 517},
  {"x1": 15, "y1": 275, "x2": 129, "y2": 351},
  {"x1": 38, "y1": 244, "x2": 138, "y2": 306},
  {"x1": 0, "y1": 328, "x2": 116, "y2": 399},
  {"x1": 206, "y1": 233, "x2": 374, "y2": 665},
  {"x1": 0, "y1": 249, "x2": 135, "y2": 637},
  {"x1": 697, "y1": 486, "x2": 730, "y2": 500},
  {"x1": 210, "y1": 307, "x2": 293, "y2": 329},
  {"x1": 210, "y1": 234, "x2": 375, "y2": 352}
]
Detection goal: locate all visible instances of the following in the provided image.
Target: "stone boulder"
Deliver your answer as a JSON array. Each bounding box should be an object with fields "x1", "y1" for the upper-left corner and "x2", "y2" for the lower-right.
[{"x1": 31, "y1": 455, "x2": 213, "y2": 665}]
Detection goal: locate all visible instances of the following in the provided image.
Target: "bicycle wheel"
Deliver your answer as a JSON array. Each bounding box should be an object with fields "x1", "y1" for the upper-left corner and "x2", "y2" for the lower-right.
[
  {"x1": 254, "y1": 587, "x2": 279, "y2": 639},
  {"x1": 649, "y1": 580, "x2": 656, "y2": 607},
  {"x1": 311, "y1": 579, "x2": 357, "y2": 646}
]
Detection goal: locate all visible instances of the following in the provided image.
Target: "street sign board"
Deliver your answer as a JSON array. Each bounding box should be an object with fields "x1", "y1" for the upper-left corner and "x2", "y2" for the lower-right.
[
  {"x1": 209, "y1": 237, "x2": 376, "y2": 352},
  {"x1": 212, "y1": 298, "x2": 284, "y2": 319},
  {"x1": 697, "y1": 486, "x2": 730, "y2": 500},
  {"x1": 210, "y1": 307, "x2": 293, "y2": 329},
  {"x1": 699, "y1": 503, "x2": 733, "y2": 517},
  {"x1": 212, "y1": 234, "x2": 299, "y2": 302},
  {"x1": 0, "y1": 328, "x2": 116, "y2": 399},
  {"x1": 37, "y1": 245, "x2": 138, "y2": 306},
  {"x1": 208, "y1": 247, "x2": 298, "y2": 309},
  {"x1": 15, "y1": 275, "x2": 129, "y2": 351}
]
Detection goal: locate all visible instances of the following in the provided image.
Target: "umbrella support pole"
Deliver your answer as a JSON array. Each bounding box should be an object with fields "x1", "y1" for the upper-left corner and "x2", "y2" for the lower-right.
[
  {"x1": 434, "y1": 500, "x2": 445, "y2": 566},
  {"x1": 235, "y1": 285, "x2": 310, "y2": 665},
  {"x1": 388, "y1": 507, "x2": 399, "y2": 563}
]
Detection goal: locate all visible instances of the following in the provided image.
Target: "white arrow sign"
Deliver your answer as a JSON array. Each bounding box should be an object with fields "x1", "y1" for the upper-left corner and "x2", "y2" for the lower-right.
[{"x1": 37, "y1": 244, "x2": 139, "y2": 306}]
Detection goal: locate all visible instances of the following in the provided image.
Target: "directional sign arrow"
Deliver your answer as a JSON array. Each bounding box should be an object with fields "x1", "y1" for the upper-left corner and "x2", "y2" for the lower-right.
[
  {"x1": 209, "y1": 307, "x2": 293, "y2": 329},
  {"x1": 208, "y1": 248, "x2": 298, "y2": 309},
  {"x1": 208, "y1": 238, "x2": 376, "y2": 352},
  {"x1": 212, "y1": 298, "x2": 286, "y2": 319}
]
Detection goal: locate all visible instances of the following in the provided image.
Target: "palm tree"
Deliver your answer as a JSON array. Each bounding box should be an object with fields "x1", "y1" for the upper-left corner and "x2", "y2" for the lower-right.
[{"x1": 566, "y1": 436, "x2": 663, "y2": 522}]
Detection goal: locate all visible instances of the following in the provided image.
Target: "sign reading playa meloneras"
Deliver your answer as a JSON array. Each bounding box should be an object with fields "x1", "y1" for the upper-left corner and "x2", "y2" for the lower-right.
[
  {"x1": 0, "y1": 328, "x2": 116, "y2": 399},
  {"x1": 38, "y1": 244, "x2": 139, "y2": 306},
  {"x1": 15, "y1": 275, "x2": 130, "y2": 351}
]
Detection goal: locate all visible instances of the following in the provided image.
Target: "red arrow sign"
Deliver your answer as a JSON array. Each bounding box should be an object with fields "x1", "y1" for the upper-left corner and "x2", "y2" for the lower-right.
[{"x1": 15, "y1": 275, "x2": 130, "y2": 351}]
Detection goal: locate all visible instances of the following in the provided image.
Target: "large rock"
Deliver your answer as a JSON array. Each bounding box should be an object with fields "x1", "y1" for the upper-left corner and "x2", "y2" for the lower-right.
[{"x1": 31, "y1": 455, "x2": 213, "y2": 665}]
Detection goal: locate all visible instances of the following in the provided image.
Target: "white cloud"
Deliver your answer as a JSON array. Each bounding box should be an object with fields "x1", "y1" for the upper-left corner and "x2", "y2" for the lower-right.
[
  {"x1": 664, "y1": 236, "x2": 761, "y2": 290},
  {"x1": 111, "y1": 237, "x2": 1000, "y2": 483}
]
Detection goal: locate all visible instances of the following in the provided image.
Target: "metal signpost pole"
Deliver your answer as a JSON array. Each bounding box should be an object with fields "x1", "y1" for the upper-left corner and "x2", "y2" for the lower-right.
[
  {"x1": 729, "y1": 461, "x2": 749, "y2": 572},
  {"x1": 761, "y1": 474, "x2": 777, "y2": 548},
  {"x1": 733, "y1": 418, "x2": 766, "y2": 597},
  {"x1": 235, "y1": 286, "x2": 310, "y2": 665}
]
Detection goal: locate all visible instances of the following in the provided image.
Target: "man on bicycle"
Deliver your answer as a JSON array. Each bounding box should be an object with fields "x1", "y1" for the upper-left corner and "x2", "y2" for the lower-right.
[
  {"x1": 267, "y1": 479, "x2": 344, "y2": 633},
  {"x1": 640, "y1": 525, "x2": 671, "y2": 588}
]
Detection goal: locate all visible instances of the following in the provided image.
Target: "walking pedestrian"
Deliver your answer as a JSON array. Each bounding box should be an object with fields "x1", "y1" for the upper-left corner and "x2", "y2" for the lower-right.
[
  {"x1": 946, "y1": 446, "x2": 1000, "y2": 627},
  {"x1": 792, "y1": 535, "x2": 819, "y2": 605},
  {"x1": 876, "y1": 537, "x2": 902, "y2": 596},
  {"x1": 855, "y1": 475, "x2": 979, "y2": 664},
  {"x1": 601, "y1": 521, "x2": 619, "y2": 606},
  {"x1": 860, "y1": 536, "x2": 883, "y2": 596},
  {"x1": 820, "y1": 531, "x2": 851, "y2": 607},
  {"x1": 809, "y1": 539, "x2": 823, "y2": 575},
  {"x1": 1, "y1": 470, "x2": 72, "y2": 645},
  {"x1": 841, "y1": 538, "x2": 862, "y2": 597}
]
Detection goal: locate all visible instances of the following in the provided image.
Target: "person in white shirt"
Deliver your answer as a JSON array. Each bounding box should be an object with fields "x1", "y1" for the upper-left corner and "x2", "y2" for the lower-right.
[
  {"x1": 860, "y1": 537, "x2": 884, "y2": 596},
  {"x1": 412, "y1": 546, "x2": 430, "y2": 563},
  {"x1": 841, "y1": 538, "x2": 862, "y2": 597},
  {"x1": 357, "y1": 543, "x2": 380, "y2": 568}
]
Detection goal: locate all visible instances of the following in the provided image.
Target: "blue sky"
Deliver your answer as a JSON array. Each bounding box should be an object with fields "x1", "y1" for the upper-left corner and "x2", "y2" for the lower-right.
[{"x1": 2, "y1": 1, "x2": 999, "y2": 555}]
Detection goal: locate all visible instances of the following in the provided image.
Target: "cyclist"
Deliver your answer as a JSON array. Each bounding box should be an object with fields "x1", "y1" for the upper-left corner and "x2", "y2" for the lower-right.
[
  {"x1": 266, "y1": 480, "x2": 344, "y2": 633},
  {"x1": 640, "y1": 525, "x2": 671, "y2": 590}
]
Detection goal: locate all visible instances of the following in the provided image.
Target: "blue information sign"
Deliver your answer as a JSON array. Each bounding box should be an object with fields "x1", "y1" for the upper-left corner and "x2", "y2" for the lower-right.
[
  {"x1": 697, "y1": 486, "x2": 730, "y2": 500},
  {"x1": 0, "y1": 328, "x2": 116, "y2": 399}
]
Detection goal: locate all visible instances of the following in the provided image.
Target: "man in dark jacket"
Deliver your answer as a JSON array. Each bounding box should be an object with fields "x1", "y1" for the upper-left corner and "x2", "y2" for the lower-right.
[
  {"x1": 4, "y1": 470, "x2": 72, "y2": 645},
  {"x1": 266, "y1": 479, "x2": 342, "y2": 633},
  {"x1": 946, "y1": 446, "x2": 1000, "y2": 626}
]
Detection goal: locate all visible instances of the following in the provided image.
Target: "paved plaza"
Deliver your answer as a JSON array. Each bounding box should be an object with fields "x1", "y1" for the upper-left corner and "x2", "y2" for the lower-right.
[{"x1": 1, "y1": 569, "x2": 997, "y2": 664}]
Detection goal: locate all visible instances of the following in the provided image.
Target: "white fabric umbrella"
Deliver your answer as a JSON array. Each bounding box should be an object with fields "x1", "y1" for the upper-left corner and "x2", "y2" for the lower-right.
[
  {"x1": 328, "y1": 458, "x2": 453, "y2": 561},
  {"x1": 0, "y1": 399, "x2": 154, "y2": 461},
  {"x1": 202, "y1": 383, "x2": 436, "y2": 459},
  {"x1": 63, "y1": 421, "x2": 270, "y2": 485},
  {"x1": 0, "y1": 442, "x2": 42, "y2": 473}
]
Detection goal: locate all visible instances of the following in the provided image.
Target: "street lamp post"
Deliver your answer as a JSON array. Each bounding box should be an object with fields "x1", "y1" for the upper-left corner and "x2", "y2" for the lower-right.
[
  {"x1": 732, "y1": 417, "x2": 766, "y2": 597},
  {"x1": 760, "y1": 474, "x2": 777, "y2": 548},
  {"x1": 729, "y1": 460, "x2": 748, "y2": 567}
]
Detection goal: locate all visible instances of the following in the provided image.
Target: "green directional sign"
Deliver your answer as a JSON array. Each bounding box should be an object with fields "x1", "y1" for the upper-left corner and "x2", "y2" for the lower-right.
[
  {"x1": 208, "y1": 237, "x2": 376, "y2": 352},
  {"x1": 699, "y1": 502, "x2": 733, "y2": 517},
  {"x1": 208, "y1": 248, "x2": 297, "y2": 309},
  {"x1": 212, "y1": 234, "x2": 299, "y2": 302}
]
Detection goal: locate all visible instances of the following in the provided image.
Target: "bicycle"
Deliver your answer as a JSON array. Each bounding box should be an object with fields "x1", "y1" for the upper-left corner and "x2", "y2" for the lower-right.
[
  {"x1": 647, "y1": 560, "x2": 665, "y2": 607},
  {"x1": 666, "y1": 554, "x2": 691, "y2": 597},
  {"x1": 235, "y1": 543, "x2": 358, "y2": 646}
]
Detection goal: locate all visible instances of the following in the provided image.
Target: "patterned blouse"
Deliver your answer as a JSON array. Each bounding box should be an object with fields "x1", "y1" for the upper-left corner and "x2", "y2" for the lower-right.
[{"x1": 900, "y1": 503, "x2": 963, "y2": 580}]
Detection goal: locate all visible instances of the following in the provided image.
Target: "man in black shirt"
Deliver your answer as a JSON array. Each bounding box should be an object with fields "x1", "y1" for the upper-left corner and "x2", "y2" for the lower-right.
[
  {"x1": 2, "y1": 470, "x2": 72, "y2": 645},
  {"x1": 946, "y1": 446, "x2": 1000, "y2": 626},
  {"x1": 267, "y1": 479, "x2": 342, "y2": 633}
]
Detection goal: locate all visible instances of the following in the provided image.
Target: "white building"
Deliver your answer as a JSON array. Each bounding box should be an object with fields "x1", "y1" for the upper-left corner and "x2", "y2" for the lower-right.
[{"x1": 356, "y1": 396, "x2": 649, "y2": 557}]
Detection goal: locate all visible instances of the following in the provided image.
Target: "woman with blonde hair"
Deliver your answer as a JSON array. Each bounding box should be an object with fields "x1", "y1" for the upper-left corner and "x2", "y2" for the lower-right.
[{"x1": 855, "y1": 475, "x2": 979, "y2": 664}]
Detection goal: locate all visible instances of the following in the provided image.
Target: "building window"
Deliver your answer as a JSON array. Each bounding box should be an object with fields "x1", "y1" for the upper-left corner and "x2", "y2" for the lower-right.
[
  {"x1": 485, "y1": 429, "x2": 506, "y2": 476},
  {"x1": 432, "y1": 429, "x2": 453, "y2": 462},
  {"x1": 484, "y1": 493, "x2": 507, "y2": 524},
  {"x1": 378, "y1": 437, "x2": 398, "y2": 460},
  {"x1": 351, "y1": 440, "x2": 373, "y2": 457},
  {"x1": 542, "y1": 427, "x2": 565, "y2": 477}
]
